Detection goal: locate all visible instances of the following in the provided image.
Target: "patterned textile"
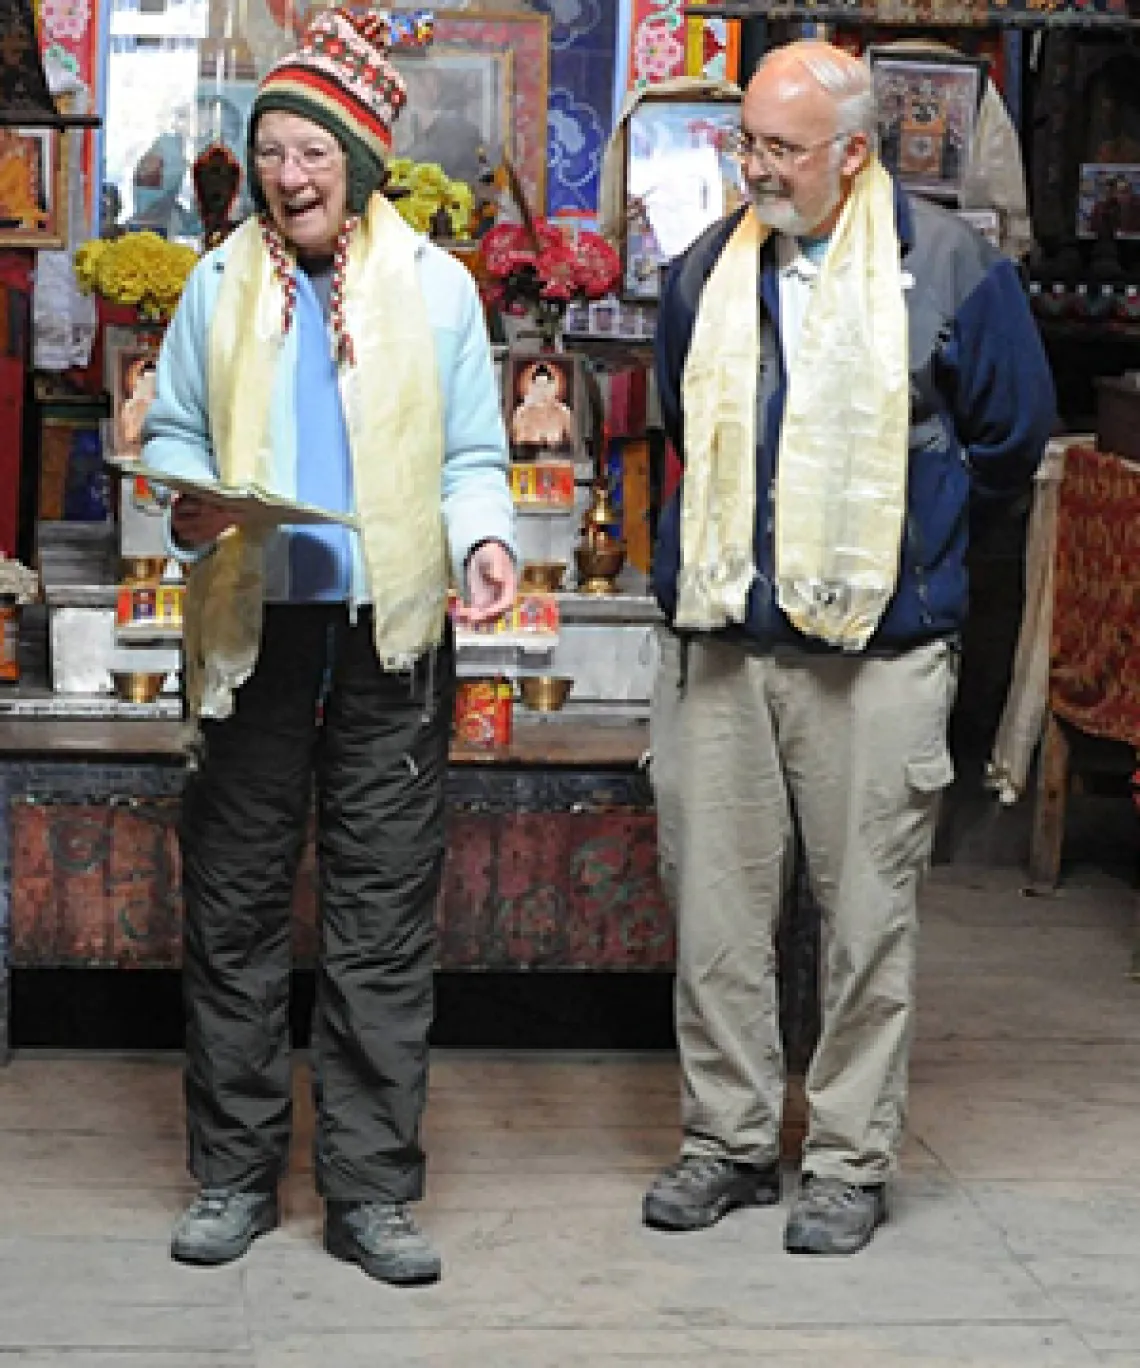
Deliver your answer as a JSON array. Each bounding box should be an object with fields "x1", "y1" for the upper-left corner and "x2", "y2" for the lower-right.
[
  {"x1": 627, "y1": 0, "x2": 687, "y2": 86},
  {"x1": 626, "y1": 1, "x2": 739, "y2": 89},
  {"x1": 254, "y1": 8, "x2": 407, "y2": 161},
  {"x1": 8, "y1": 801, "x2": 674, "y2": 970},
  {"x1": 0, "y1": 0, "x2": 57, "y2": 120},
  {"x1": 531, "y1": 0, "x2": 617, "y2": 215},
  {"x1": 1049, "y1": 444, "x2": 1140, "y2": 753}
]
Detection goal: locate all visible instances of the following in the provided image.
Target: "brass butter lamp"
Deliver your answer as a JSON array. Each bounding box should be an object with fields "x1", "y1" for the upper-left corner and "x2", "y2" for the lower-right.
[{"x1": 574, "y1": 477, "x2": 625, "y2": 595}]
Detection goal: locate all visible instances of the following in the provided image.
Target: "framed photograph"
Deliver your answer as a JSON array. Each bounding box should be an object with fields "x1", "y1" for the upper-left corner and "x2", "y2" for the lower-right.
[
  {"x1": 429, "y1": 10, "x2": 550, "y2": 214},
  {"x1": 504, "y1": 352, "x2": 583, "y2": 463},
  {"x1": 621, "y1": 94, "x2": 742, "y2": 302},
  {"x1": 868, "y1": 49, "x2": 986, "y2": 205},
  {"x1": 1076, "y1": 164, "x2": 1140, "y2": 241},
  {"x1": 109, "y1": 342, "x2": 162, "y2": 459},
  {"x1": 0, "y1": 126, "x2": 67, "y2": 248},
  {"x1": 393, "y1": 44, "x2": 513, "y2": 192}
]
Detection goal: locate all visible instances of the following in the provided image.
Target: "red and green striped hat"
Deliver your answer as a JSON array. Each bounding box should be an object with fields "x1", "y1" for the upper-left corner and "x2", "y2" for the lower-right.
[{"x1": 253, "y1": 8, "x2": 407, "y2": 167}]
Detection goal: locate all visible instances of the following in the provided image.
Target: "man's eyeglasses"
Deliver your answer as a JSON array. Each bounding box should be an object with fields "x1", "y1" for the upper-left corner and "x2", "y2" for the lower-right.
[
  {"x1": 724, "y1": 130, "x2": 844, "y2": 169},
  {"x1": 253, "y1": 144, "x2": 342, "y2": 176}
]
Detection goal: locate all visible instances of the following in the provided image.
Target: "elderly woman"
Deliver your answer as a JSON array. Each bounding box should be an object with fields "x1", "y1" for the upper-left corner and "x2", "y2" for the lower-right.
[{"x1": 142, "y1": 9, "x2": 516, "y2": 1286}]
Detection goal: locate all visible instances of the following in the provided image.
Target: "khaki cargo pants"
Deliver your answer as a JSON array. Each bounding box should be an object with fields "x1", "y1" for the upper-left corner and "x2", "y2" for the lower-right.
[{"x1": 650, "y1": 628, "x2": 958, "y2": 1185}]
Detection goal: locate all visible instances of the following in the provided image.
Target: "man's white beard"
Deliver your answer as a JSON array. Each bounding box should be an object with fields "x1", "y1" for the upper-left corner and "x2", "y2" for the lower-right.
[
  {"x1": 748, "y1": 164, "x2": 843, "y2": 237},
  {"x1": 749, "y1": 194, "x2": 816, "y2": 235}
]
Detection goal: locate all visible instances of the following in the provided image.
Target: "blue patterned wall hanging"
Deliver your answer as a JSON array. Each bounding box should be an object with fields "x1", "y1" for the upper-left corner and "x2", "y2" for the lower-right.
[{"x1": 532, "y1": 0, "x2": 618, "y2": 215}]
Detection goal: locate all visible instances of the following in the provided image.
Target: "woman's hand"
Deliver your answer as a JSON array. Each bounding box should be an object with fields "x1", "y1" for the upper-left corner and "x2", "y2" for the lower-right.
[
  {"x1": 456, "y1": 540, "x2": 517, "y2": 626},
  {"x1": 169, "y1": 495, "x2": 241, "y2": 549}
]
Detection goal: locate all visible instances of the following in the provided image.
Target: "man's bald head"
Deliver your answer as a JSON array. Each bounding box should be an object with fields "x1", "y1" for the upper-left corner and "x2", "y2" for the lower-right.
[
  {"x1": 736, "y1": 39, "x2": 875, "y2": 238},
  {"x1": 746, "y1": 40, "x2": 876, "y2": 144}
]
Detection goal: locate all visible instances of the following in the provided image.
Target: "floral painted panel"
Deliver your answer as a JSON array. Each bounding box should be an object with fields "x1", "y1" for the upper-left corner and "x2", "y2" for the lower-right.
[{"x1": 628, "y1": 0, "x2": 688, "y2": 88}]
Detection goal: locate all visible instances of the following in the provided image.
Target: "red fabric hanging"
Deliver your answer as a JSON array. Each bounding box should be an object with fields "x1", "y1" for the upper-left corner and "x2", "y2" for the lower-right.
[
  {"x1": 1049, "y1": 444, "x2": 1140, "y2": 755},
  {"x1": 0, "y1": 252, "x2": 34, "y2": 557},
  {"x1": 0, "y1": 355, "x2": 25, "y2": 556}
]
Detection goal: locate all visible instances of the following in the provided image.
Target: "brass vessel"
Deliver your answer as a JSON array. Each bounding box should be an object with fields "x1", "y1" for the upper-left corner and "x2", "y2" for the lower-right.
[
  {"x1": 518, "y1": 675, "x2": 573, "y2": 712},
  {"x1": 574, "y1": 478, "x2": 625, "y2": 595},
  {"x1": 519, "y1": 560, "x2": 566, "y2": 593},
  {"x1": 120, "y1": 556, "x2": 167, "y2": 584},
  {"x1": 110, "y1": 671, "x2": 167, "y2": 704}
]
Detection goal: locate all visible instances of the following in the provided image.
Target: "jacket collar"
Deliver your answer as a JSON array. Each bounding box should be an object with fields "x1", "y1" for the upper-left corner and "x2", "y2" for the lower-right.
[{"x1": 893, "y1": 177, "x2": 916, "y2": 255}]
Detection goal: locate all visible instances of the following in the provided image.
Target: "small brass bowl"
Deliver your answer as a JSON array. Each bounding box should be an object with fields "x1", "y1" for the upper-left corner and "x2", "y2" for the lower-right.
[
  {"x1": 110, "y1": 671, "x2": 167, "y2": 704},
  {"x1": 575, "y1": 541, "x2": 625, "y2": 594},
  {"x1": 519, "y1": 560, "x2": 566, "y2": 593},
  {"x1": 121, "y1": 556, "x2": 167, "y2": 584},
  {"x1": 518, "y1": 676, "x2": 573, "y2": 712}
]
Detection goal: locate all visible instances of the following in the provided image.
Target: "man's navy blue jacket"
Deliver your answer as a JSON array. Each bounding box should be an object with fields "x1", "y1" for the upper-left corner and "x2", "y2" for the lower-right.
[{"x1": 652, "y1": 184, "x2": 1057, "y2": 653}]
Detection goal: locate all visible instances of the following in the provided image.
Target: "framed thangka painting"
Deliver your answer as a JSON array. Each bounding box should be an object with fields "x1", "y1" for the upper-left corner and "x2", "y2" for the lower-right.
[
  {"x1": 392, "y1": 44, "x2": 514, "y2": 193},
  {"x1": 869, "y1": 48, "x2": 986, "y2": 205},
  {"x1": 427, "y1": 10, "x2": 550, "y2": 216},
  {"x1": 0, "y1": 126, "x2": 66, "y2": 248},
  {"x1": 504, "y1": 351, "x2": 584, "y2": 464}
]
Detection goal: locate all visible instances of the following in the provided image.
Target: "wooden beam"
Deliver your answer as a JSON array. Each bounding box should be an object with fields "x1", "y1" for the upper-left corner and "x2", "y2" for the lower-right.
[
  {"x1": 683, "y1": 2, "x2": 1140, "y2": 29},
  {"x1": 1029, "y1": 711, "x2": 1071, "y2": 891}
]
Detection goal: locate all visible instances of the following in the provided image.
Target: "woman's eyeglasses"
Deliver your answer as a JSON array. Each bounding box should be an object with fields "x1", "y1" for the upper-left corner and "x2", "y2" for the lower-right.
[{"x1": 252, "y1": 144, "x2": 342, "y2": 176}]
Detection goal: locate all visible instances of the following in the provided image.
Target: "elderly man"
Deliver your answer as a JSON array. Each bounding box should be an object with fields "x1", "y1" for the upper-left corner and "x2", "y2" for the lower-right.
[
  {"x1": 143, "y1": 9, "x2": 515, "y2": 1285},
  {"x1": 644, "y1": 40, "x2": 1054, "y2": 1255}
]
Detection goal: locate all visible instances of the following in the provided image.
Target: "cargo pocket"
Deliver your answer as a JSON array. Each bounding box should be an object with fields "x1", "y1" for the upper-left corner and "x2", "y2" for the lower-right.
[{"x1": 876, "y1": 749, "x2": 955, "y2": 884}]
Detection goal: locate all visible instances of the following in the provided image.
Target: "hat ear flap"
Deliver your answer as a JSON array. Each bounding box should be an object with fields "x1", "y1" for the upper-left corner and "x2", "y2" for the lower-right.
[
  {"x1": 246, "y1": 111, "x2": 268, "y2": 216},
  {"x1": 344, "y1": 143, "x2": 385, "y2": 215},
  {"x1": 246, "y1": 159, "x2": 269, "y2": 216}
]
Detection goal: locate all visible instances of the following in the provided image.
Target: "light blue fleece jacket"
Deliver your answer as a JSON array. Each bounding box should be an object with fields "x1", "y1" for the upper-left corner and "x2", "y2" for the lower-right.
[{"x1": 142, "y1": 229, "x2": 516, "y2": 605}]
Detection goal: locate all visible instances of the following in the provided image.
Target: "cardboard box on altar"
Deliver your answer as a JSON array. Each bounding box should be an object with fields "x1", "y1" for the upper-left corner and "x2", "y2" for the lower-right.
[{"x1": 509, "y1": 459, "x2": 576, "y2": 509}]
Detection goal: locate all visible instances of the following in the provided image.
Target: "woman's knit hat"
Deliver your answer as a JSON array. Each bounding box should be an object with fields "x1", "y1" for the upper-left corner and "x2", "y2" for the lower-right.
[{"x1": 248, "y1": 8, "x2": 408, "y2": 215}]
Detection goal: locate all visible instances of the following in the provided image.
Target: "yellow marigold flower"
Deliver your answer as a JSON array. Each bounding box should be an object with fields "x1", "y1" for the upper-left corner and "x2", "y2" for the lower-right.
[
  {"x1": 73, "y1": 231, "x2": 198, "y2": 318},
  {"x1": 73, "y1": 239, "x2": 108, "y2": 293},
  {"x1": 446, "y1": 184, "x2": 473, "y2": 238},
  {"x1": 398, "y1": 196, "x2": 435, "y2": 234},
  {"x1": 409, "y1": 162, "x2": 448, "y2": 197}
]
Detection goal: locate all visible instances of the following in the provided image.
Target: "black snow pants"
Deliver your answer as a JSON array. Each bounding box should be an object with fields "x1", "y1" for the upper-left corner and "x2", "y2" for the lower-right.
[{"x1": 179, "y1": 603, "x2": 453, "y2": 1203}]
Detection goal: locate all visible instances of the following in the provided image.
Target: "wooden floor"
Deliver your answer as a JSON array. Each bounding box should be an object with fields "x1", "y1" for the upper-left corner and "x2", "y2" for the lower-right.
[{"x1": 2, "y1": 866, "x2": 1140, "y2": 1367}]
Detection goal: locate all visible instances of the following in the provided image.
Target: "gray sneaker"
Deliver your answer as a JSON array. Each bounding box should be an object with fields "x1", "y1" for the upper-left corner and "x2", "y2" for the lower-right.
[
  {"x1": 784, "y1": 1176, "x2": 887, "y2": 1255},
  {"x1": 325, "y1": 1202, "x2": 442, "y2": 1286},
  {"x1": 170, "y1": 1188, "x2": 278, "y2": 1266},
  {"x1": 643, "y1": 1154, "x2": 781, "y2": 1232}
]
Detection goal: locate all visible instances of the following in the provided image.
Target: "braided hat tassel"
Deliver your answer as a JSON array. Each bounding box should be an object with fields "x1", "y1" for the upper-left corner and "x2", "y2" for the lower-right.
[{"x1": 258, "y1": 213, "x2": 360, "y2": 368}]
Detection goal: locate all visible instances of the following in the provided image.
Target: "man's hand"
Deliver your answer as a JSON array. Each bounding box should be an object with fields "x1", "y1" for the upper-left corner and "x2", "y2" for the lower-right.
[
  {"x1": 169, "y1": 495, "x2": 242, "y2": 549},
  {"x1": 457, "y1": 540, "x2": 517, "y2": 627}
]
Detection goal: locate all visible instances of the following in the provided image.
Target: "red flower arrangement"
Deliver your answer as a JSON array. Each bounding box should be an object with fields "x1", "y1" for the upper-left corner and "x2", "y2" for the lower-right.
[{"x1": 478, "y1": 169, "x2": 620, "y2": 345}]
